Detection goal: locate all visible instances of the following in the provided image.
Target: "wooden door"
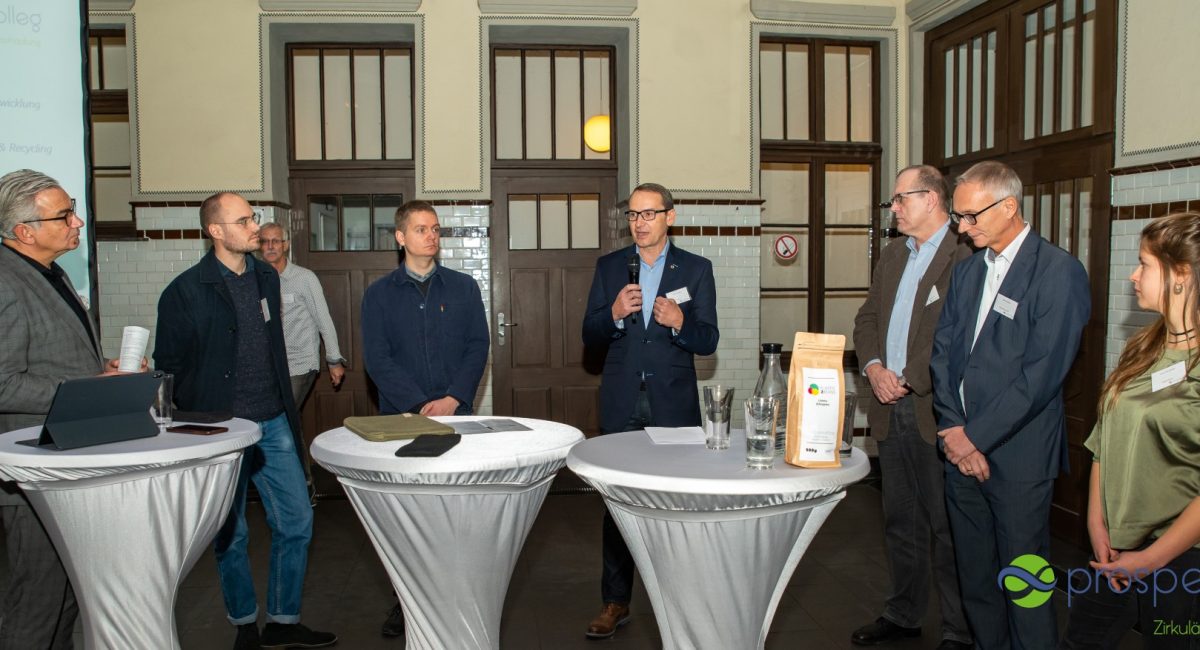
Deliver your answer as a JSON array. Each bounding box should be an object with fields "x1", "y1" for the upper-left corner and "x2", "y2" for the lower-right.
[
  {"x1": 490, "y1": 173, "x2": 616, "y2": 436},
  {"x1": 288, "y1": 174, "x2": 413, "y2": 496}
]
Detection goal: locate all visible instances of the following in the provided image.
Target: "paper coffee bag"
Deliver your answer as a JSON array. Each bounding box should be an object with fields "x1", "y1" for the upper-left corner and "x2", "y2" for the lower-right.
[{"x1": 785, "y1": 332, "x2": 846, "y2": 468}]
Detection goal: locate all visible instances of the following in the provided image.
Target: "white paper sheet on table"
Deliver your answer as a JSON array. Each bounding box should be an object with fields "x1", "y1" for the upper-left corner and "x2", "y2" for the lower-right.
[{"x1": 644, "y1": 426, "x2": 705, "y2": 445}]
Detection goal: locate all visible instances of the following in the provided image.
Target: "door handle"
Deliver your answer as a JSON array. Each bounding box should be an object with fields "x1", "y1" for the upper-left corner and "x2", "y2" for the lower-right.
[{"x1": 497, "y1": 312, "x2": 519, "y2": 347}]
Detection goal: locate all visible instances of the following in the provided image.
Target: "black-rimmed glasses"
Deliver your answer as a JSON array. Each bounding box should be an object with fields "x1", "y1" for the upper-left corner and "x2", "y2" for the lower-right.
[
  {"x1": 215, "y1": 213, "x2": 262, "y2": 228},
  {"x1": 950, "y1": 197, "x2": 1007, "y2": 226},
  {"x1": 625, "y1": 208, "x2": 669, "y2": 222},
  {"x1": 20, "y1": 198, "x2": 78, "y2": 225},
  {"x1": 877, "y1": 190, "x2": 930, "y2": 209}
]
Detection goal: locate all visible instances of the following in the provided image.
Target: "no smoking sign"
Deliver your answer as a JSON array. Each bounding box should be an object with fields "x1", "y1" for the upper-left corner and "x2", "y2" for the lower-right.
[{"x1": 773, "y1": 234, "x2": 799, "y2": 260}]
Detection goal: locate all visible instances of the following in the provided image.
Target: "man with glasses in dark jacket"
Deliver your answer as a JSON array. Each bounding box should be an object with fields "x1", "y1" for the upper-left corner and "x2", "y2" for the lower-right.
[{"x1": 154, "y1": 192, "x2": 336, "y2": 650}]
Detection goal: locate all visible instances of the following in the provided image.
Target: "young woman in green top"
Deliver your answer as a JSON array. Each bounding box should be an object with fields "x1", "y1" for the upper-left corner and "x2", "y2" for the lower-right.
[{"x1": 1060, "y1": 211, "x2": 1200, "y2": 649}]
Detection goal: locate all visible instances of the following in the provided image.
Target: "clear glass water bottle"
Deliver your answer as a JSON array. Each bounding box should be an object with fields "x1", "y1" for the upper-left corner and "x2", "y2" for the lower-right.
[{"x1": 754, "y1": 343, "x2": 788, "y2": 454}]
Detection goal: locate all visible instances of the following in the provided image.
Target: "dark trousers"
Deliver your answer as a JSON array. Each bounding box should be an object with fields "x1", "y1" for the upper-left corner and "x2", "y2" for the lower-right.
[
  {"x1": 876, "y1": 398, "x2": 971, "y2": 643},
  {"x1": 1060, "y1": 545, "x2": 1200, "y2": 650},
  {"x1": 600, "y1": 387, "x2": 652, "y2": 604},
  {"x1": 0, "y1": 500, "x2": 76, "y2": 649},
  {"x1": 945, "y1": 468, "x2": 1057, "y2": 650}
]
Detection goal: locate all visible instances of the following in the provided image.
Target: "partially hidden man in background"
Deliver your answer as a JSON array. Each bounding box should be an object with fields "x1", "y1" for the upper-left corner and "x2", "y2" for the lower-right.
[
  {"x1": 0, "y1": 169, "x2": 136, "y2": 649},
  {"x1": 155, "y1": 192, "x2": 337, "y2": 650},
  {"x1": 852, "y1": 165, "x2": 973, "y2": 650},
  {"x1": 259, "y1": 222, "x2": 346, "y2": 491},
  {"x1": 361, "y1": 199, "x2": 490, "y2": 637},
  {"x1": 580, "y1": 182, "x2": 720, "y2": 640},
  {"x1": 931, "y1": 161, "x2": 1090, "y2": 650}
]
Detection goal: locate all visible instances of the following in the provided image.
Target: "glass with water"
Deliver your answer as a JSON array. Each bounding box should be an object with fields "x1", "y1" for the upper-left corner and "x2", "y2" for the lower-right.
[
  {"x1": 744, "y1": 396, "x2": 779, "y2": 469},
  {"x1": 703, "y1": 385, "x2": 734, "y2": 450}
]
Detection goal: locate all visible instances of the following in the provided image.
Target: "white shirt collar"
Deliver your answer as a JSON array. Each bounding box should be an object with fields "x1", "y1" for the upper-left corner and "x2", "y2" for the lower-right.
[{"x1": 987, "y1": 222, "x2": 1032, "y2": 266}]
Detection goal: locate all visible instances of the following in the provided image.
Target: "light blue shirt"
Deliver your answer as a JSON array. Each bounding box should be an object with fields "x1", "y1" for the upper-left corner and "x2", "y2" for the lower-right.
[
  {"x1": 615, "y1": 242, "x2": 670, "y2": 330},
  {"x1": 884, "y1": 221, "x2": 950, "y2": 375}
]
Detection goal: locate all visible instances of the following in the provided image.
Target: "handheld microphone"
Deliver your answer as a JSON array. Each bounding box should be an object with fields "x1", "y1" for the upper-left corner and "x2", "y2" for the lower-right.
[{"x1": 626, "y1": 255, "x2": 640, "y2": 325}]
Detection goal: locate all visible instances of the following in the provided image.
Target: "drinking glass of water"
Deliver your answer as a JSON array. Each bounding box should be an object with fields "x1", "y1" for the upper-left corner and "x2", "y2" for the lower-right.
[{"x1": 744, "y1": 396, "x2": 778, "y2": 470}]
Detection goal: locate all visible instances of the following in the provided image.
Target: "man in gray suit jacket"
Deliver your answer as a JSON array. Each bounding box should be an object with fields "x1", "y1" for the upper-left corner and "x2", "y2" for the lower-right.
[
  {"x1": 852, "y1": 166, "x2": 973, "y2": 650},
  {"x1": 0, "y1": 169, "x2": 124, "y2": 649}
]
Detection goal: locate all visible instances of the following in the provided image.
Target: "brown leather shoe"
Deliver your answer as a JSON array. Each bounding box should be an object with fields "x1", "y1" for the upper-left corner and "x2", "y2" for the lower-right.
[{"x1": 585, "y1": 602, "x2": 631, "y2": 639}]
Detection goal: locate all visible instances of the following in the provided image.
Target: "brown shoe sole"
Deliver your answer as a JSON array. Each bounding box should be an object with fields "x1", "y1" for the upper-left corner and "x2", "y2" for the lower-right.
[{"x1": 585, "y1": 613, "x2": 632, "y2": 640}]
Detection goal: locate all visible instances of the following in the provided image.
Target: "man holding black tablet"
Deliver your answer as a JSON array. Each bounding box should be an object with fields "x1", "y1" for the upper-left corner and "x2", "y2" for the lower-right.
[{"x1": 0, "y1": 169, "x2": 134, "y2": 649}]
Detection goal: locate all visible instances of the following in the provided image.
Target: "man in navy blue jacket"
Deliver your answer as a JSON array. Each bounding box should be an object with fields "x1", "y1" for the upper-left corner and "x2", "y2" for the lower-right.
[
  {"x1": 581, "y1": 183, "x2": 720, "y2": 639},
  {"x1": 361, "y1": 200, "x2": 490, "y2": 637},
  {"x1": 931, "y1": 161, "x2": 1090, "y2": 650},
  {"x1": 154, "y1": 192, "x2": 336, "y2": 650}
]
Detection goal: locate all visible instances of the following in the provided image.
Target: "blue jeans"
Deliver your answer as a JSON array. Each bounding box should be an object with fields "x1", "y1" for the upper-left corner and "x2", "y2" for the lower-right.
[{"x1": 214, "y1": 412, "x2": 313, "y2": 625}]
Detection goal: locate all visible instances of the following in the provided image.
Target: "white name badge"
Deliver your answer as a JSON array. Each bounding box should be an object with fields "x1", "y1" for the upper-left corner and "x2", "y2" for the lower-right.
[
  {"x1": 993, "y1": 293, "x2": 1018, "y2": 320},
  {"x1": 260, "y1": 298, "x2": 271, "y2": 322},
  {"x1": 1151, "y1": 361, "x2": 1187, "y2": 392},
  {"x1": 925, "y1": 285, "x2": 940, "y2": 307},
  {"x1": 282, "y1": 293, "x2": 296, "y2": 304},
  {"x1": 666, "y1": 287, "x2": 692, "y2": 304}
]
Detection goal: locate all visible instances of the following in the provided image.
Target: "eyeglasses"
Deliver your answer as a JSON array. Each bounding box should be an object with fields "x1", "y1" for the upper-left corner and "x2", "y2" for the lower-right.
[
  {"x1": 950, "y1": 197, "x2": 1008, "y2": 226},
  {"x1": 20, "y1": 198, "x2": 78, "y2": 226},
  {"x1": 878, "y1": 190, "x2": 930, "y2": 209},
  {"x1": 625, "y1": 208, "x2": 669, "y2": 222},
  {"x1": 260, "y1": 238, "x2": 286, "y2": 246},
  {"x1": 215, "y1": 213, "x2": 261, "y2": 228}
]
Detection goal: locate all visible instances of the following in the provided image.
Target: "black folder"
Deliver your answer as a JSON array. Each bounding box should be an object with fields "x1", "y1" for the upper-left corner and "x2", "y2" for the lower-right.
[{"x1": 19, "y1": 374, "x2": 160, "y2": 450}]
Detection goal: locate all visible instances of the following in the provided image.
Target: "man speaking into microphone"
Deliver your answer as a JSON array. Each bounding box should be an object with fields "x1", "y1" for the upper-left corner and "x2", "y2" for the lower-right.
[{"x1": 580, "y1": 182, "x2": 720, "y2": 640}]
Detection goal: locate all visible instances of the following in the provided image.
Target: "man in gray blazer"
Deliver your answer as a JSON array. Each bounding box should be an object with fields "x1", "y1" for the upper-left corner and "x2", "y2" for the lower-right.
[
  {"x1": 0, "y1": 169, "x2": 123, "y2": 649},
  {"x1": 852, "y1": 165, "x2": 973, "y2": 650}
]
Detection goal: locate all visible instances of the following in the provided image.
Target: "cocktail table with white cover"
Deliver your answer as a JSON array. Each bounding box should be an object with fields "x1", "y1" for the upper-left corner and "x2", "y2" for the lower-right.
[
  {"x1": 567, "y1": 430, "x2": 869, "y2": 650},
  {"x1": 309, "y1": 416, "x2": 583, "y2": 650},
  {"x1": 0, "y1": 419, "x2": 260, "y2": 650}
]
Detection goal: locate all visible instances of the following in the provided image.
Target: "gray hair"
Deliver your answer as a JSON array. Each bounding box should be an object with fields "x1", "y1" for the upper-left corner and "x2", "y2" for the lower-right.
[
  {"x1": 260, "y1": 221, "x2": 289, "y2": 240},
  {"x1": 956, "y1": 160, "x2": 1024, "y2": 207},
  {"x1": 0, "y1": 169, "x2": 61, "y2": 239}
]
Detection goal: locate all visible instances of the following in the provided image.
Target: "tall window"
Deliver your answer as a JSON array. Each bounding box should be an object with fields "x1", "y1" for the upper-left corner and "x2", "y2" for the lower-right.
[
  {"x1": 758, "y1": 38, "x2": 881, "y2": 359},
  {"x1": 288, "y1": 44, "x2": 415, "y2": 163},
  {"x1": 491, "y1": 46, "x2": 614, "y2": 163},
  {"x1": 89, "y1": 28, "x2": 133, "y2": 230}
]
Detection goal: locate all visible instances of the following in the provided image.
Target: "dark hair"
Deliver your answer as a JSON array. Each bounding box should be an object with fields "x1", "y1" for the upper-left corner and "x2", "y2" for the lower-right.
[
  {"x1": 394, "y1": 200, "x2": 437, "y2": 231},
  {"x1": 1101, "y1": 211, "x2": 1200, "y2": 411},
  {"x1": 630, "y1": 183, "x2": 674, "y2": 210}
]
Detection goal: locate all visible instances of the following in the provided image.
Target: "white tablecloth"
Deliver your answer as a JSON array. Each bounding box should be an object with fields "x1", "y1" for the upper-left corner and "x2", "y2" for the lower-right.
[
  {"x1": 567, "y1": 430, "x2": 869, "y2": 650},
  {"x1": 0, "y1": 419, "x2": 261, "y2": 650},
  {"x1": 310, "y1": 416, "x2": 583, "y2": 650}
]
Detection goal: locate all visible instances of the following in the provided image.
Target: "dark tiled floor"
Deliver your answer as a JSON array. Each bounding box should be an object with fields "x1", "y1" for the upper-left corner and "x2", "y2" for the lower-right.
[{"x1": 162, "y1": 473, "x2": 1141, "y2": 649}]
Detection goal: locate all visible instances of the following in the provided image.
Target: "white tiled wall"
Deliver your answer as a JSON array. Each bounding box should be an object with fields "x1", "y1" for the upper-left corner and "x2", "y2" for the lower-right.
[
  {"x1": 673, "y1": 204, "x2": 762, "y2": 425},
  {"x1": 1106, "y1": 218, "x2": 1157, "y2": 375},
  {"x1": 1111, "y1": 166, "x2": 1200, "y2": 206}
]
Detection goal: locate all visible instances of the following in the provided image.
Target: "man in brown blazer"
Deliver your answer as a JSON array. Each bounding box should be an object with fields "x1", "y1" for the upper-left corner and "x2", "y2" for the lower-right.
[{"x1": 851, "y1": 165, "x2": 973, "y2": 649}]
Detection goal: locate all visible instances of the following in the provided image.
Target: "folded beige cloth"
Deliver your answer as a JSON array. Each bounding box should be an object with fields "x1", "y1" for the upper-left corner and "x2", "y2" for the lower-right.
[{"x1": 343, "y1": 413, "x2": 456, "y2": 442}]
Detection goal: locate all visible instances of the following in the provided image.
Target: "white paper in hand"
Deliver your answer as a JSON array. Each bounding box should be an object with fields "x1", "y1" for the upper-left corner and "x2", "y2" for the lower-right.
[{"x1": 118, "y1": 326, "x2": 149, "y2": 372}]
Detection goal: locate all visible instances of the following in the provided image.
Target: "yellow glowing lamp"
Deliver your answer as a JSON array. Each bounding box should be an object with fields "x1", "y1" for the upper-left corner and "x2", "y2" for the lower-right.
[{"x1": 583, "y1": 114, "x2": 611, "y2": 153}]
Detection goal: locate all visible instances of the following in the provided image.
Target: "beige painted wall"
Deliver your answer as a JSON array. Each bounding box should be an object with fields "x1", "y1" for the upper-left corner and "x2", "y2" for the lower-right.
[
  {"x1": 124, "y1": 0, "x2": 908, "y2": 198},
  {"x1": 634, "y1": 0, "x2": 754, "y2": 193},
  {"x1": 134, "y1": 0, "x2": 263, "y2": 194},
  {"x1": 1117, "y1": 0, "x2": 1200, "y2": 165}
]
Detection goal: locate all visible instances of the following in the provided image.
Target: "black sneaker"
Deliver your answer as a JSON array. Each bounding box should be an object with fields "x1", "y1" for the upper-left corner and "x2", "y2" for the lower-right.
[
  {"x1": 381, "y1": 603, "x2": 406, "y2": 637},
  {"x1": 233, "y1": 623, "x2": 260, "y2": 650},
  {"x1": 260, "y1": 623, "x2": 337, "y2": 649}
]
